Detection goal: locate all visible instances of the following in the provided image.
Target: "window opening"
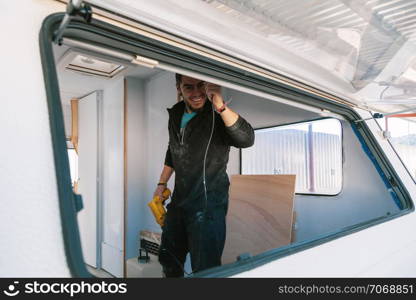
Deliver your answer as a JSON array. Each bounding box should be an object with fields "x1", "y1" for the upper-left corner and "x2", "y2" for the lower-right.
[{"x1": 242, "y1": 118, "x2": 342, "y2": 195}]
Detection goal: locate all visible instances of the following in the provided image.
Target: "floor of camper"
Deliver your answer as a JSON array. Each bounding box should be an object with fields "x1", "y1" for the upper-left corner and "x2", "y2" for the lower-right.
[
  {"x1": 85, "y1": 258, "x2": 164, "y2": 278},
  {"x1": 86, "y1": 265, "x2": 114, "y2": 278}
]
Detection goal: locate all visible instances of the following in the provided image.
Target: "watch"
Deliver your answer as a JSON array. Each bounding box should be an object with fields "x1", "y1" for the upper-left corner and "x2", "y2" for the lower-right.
[{"x1": 215, "y1": 102, "x2": 227, "y2": 113}]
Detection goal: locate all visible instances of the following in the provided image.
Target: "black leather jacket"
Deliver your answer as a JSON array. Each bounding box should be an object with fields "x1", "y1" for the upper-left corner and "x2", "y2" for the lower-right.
[{"x1": 164, "y1": 100, "x2": 254, "y2": 214}]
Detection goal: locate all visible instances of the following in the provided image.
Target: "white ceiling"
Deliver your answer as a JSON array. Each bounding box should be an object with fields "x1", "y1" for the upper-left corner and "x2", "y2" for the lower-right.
[
  {"x1": 54, "y1": 44, "x2": 161, "y2": 137},
  {"x1": 54, "y1": 44, "x2": 161, "y2": 106}
]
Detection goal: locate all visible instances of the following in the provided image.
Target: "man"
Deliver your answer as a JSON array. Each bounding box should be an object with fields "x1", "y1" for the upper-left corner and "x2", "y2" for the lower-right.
[{"x1": 154, "y1": 74, "x2": 254, "y2": 277}]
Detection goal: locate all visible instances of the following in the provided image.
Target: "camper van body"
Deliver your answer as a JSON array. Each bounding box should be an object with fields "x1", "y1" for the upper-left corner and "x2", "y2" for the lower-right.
[{"x1": 1, "y1": 0, "x2": 415, "y2": 278}]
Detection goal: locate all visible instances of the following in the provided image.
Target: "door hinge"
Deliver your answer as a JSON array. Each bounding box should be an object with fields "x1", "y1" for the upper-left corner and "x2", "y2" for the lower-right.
[{"x1": 54, "y1": 0, "x2": 93, "y2": 45}]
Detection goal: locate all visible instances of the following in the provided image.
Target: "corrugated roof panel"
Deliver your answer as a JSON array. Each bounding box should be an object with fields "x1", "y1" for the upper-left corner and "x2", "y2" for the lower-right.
[
  {"x1": 375, "y1": 0, "x2": 415, "y2": 14},
  {"x1": 383, "y1": 9, "x2": 416, "y2": 22},
  {"x1": 88, "y1": 0, "x2": 416, "y2": 112},
  {"x1": 371, "y1": 0, "x2": 410, "y2": 11},
  {"x1": 206, "y1": 0, "x2": 416, "y2": 107}
]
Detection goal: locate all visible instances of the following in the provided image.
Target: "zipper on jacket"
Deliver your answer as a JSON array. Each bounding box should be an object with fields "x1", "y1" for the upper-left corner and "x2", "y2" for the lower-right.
[{"x1": 180, "y1": 125, "x2": 186, "y2": 145}]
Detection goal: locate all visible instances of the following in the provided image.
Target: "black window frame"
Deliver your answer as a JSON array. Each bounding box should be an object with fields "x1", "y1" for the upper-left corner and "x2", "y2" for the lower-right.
[{"x1": 39, "y1": 12, "x2": 414, "y2": 278}]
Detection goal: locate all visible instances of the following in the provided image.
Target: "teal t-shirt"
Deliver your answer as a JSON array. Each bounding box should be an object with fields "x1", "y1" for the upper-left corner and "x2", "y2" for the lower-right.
[{"x1": 181, "y1": 111, "x2": 197, "y2": 128}]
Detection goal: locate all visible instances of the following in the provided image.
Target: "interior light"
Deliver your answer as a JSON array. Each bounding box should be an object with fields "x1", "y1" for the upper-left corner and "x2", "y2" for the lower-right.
[
  {"x1": 65, "y1": 53, "x2": 125, "y2": 78},
  {"x1": 80, "y1": 56, "x2": 95, "y2": 64}
]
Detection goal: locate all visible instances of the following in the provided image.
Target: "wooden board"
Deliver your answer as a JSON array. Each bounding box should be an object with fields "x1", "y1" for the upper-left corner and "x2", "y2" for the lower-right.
[{"x1": 222, "y1": 175, "x2": 296, "y2": 265}]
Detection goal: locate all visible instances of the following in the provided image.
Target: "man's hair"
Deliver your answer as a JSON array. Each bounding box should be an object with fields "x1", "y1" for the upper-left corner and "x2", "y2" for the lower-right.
[{"x1": 175, "y1": 73, "x2": 182, "y2": 87}]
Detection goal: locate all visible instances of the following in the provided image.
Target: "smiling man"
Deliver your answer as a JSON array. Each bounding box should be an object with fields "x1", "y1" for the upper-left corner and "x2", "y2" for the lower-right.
[{"x1": 154, "y1": 74, "x2": 254, "y2": 277}]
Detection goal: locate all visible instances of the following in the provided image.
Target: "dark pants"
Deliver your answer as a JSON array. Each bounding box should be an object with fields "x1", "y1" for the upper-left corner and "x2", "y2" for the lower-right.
[{"x1": 158, "y1": 207, "x2": 226, "y2": 277}]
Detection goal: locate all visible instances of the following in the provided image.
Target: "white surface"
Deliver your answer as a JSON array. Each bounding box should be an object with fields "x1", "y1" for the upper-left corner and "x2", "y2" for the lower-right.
[
  {"x1": 126, "y1": 256, "x2": 163, "y2": 278},
  {"x1": 234, "y1": 212, "x2": 416, "y2": 277},
  {"x1": 125, "y1": 77, "x2": 147, "y2": 259},
  {"x1": 102, "y1": 242, "x2": 123, "y2": 277},
  {"x1": 101, "y1": 78, "x2": 125, "y2": 277},
  {"x1": 0, "y1": 0, "x2": 71, "y2": 277},
  {"x1": 143, "y1": 71, "x2": 176, "y2": 233},
  {"x1": 77, "y1": 92, "x2": 99, "y2": 268}
]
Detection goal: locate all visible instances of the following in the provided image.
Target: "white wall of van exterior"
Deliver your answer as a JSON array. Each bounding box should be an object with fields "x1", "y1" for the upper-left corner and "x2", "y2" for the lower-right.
[
  {"x1": 234, "y1": 109, "x2": 416, "y2": 277},
  {"x1": 0, "y1": 1, "x2": 71, "y2": 276},
  {"x1": 1, "y1": 0, "x2": 415, "y2": 277}
]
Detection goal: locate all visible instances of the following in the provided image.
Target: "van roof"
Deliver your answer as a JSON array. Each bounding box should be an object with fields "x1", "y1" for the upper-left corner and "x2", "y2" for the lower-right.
[{"x1": 86, "y1": 0, "x2": 416, "y2": 115}]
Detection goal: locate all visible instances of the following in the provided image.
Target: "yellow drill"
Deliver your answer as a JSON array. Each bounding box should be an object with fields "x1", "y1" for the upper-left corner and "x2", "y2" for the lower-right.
[{"x1": 148, "y1": 188, "x2": 171, "y2": 226}]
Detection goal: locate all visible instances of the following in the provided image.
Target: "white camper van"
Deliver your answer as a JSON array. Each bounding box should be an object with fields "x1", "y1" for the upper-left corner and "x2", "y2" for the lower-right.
[{"x1": 1, "y1": 0, "x2": 416, "y2": 278}]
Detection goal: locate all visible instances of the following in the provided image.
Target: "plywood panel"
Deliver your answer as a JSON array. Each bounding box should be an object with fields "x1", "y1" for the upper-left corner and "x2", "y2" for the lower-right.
[{"x1": 222, "y1": 175, "x2": 296, "y2": 265}]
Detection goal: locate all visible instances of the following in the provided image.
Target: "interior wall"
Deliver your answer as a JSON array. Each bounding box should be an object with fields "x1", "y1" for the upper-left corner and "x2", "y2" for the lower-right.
[
  {"x1": 0, "y1": 0, "x2": 72, "y2": 278},
  {"x1": 227, "y1": 90, "x2": 401, "y2": 243},
  {"x1": 294, "y1": 121, "x2": 400, "y2": 241},
  {"x1": 77, "y1": 91, "x2": 99, "y2": 268},
  {"x1": 124, "y1": 71, "x2": 177, "y2": 249},
  {"x1": 100, "y1": 78, "x2": 125, "y2": 277},
  {"x1": 125, "y1": 77, "x2": 147, "y2": 259},
  {"x1": 143, "y1": 71, "x2": 177, "y2": 233}
]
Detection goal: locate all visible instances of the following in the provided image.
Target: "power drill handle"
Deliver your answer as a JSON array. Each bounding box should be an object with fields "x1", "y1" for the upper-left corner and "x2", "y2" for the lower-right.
[{"x1": 148, "y1": 188, "x2": 171, "y2": 226}]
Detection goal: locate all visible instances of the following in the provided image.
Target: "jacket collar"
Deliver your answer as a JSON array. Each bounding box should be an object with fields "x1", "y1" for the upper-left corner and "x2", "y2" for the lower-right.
[{"x1": 167, "y1": 99, "x2": 213, "y2": 129}]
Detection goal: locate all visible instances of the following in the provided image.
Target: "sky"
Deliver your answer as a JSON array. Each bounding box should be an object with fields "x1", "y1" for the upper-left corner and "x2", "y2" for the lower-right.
[
  {"x1": 257, "y1": 119, "x2": 342, "y2": 135},
  {"x1": 256, "y1": 117, "x2": 416, "y2": 138}
]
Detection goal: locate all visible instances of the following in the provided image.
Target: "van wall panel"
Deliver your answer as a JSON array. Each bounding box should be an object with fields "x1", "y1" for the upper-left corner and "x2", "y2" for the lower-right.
[
  {"x1": 125, "y1": 77, "x2": 146, "y2": 259},
  {"x1": 226, "y1": 90, "x2": 400, "y2": 243},
  {"x1": 0, "y1": 1, "x2": 70, "y2": 276},
  {"x1": 101, "y1": 78, "x2": 124, "y2": 275},
  {"x1": 143, "y1": 72, "x2": 177, "y2": 233}
]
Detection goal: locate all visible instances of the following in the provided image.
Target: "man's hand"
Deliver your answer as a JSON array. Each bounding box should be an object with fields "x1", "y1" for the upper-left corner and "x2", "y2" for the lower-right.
[
  {"x1": 205, "y1": 82, "x2": 239, "y2": 126},
  {"x1": 204, "y1": 82, "x2": 224, "y2": 110},
  {"x1": 153, "y1": 185, "x2": 167, "y2": 201}
]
